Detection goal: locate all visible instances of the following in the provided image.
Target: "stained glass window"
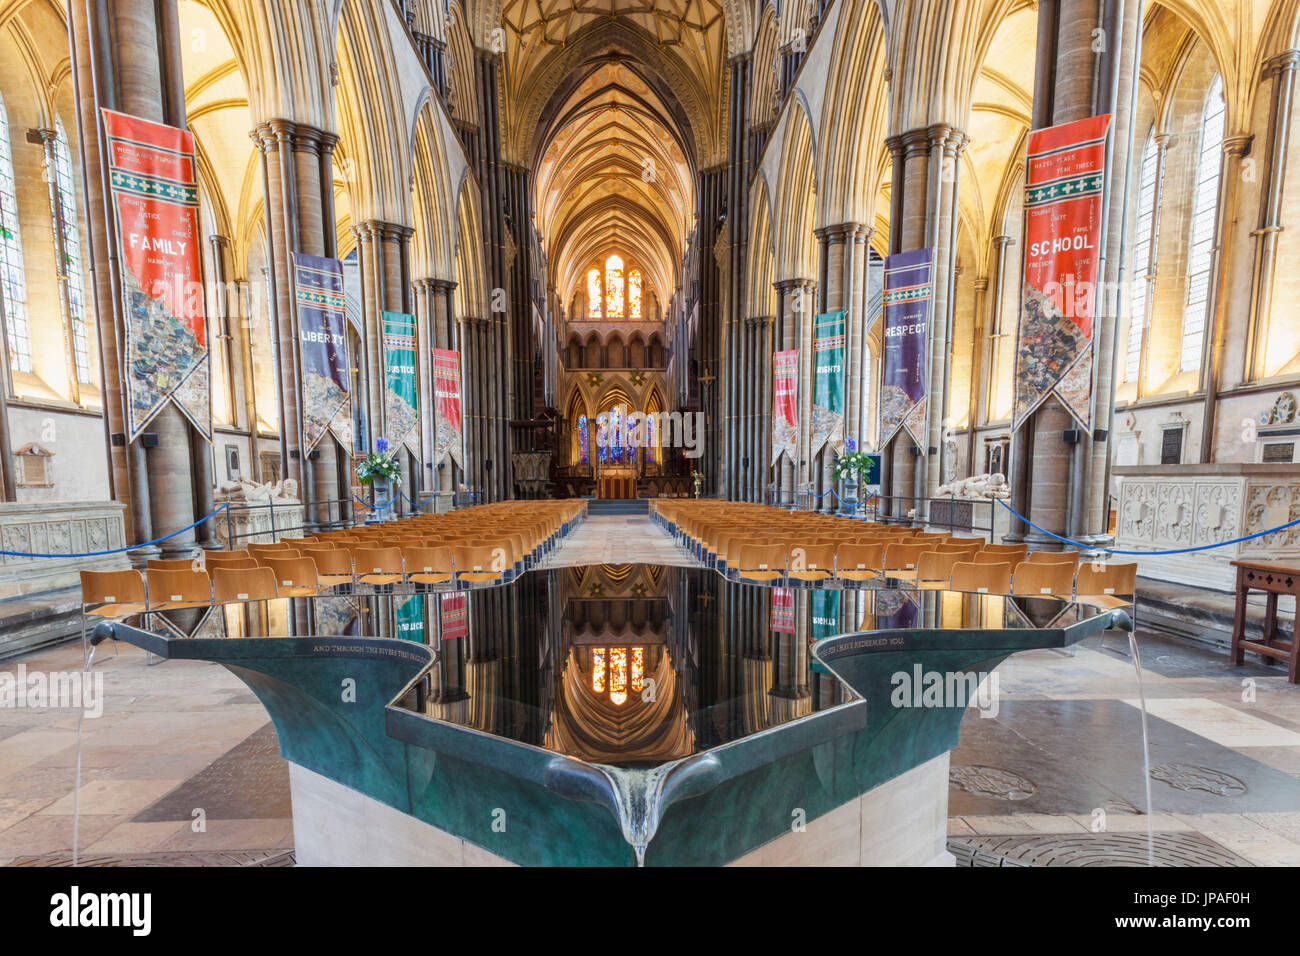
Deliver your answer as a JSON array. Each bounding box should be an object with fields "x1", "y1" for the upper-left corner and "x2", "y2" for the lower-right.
[
  {"x1": 645, "y1": 413, "x2": 656, "y2": 463},
  {"x1": 577, "y1": 414, "x2": 589, "y2": 464},
  {"x1": 596, "y1": 412, "x2": 608, "y2": 464},
  {"x1": 628, "y1": 270, "x2": 642, "y2": 319},
  {"x1": 591, "y1": 648, "x2": 605, "y2": 693},
  {"x1": 608, "y1": 647, "x2": 628, "y2": 706},
  {"x1": 0, "y1": 94, "x2": 31, "y2": 373},
  {"x1": 605, "y1": 254, "x2": 624, "y2": 319},
  {"x1": 587, "y1": 268, "x2": 602, "y2": 319},
  {"x1": 1127, "y1": 132, "x2": 1160, "y2": 383},
  {"x1": 610, "y1": 406, "x2": 625, "y2": 464},
  {"x1": 1181, "y1": 74, "x2": 1224, "y2": 373},
  {"x1": 54, "y1": 119, "x2": 92, "y2": 384}
]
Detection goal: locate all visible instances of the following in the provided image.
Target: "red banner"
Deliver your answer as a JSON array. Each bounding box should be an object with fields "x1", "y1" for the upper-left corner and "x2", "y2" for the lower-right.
[
  {"x1": 431, "y1": 348, "x2": 463, "y2": 467},
  {"x1": 771, "y1": 587, "x2": 795, "y2": 634},
  {"x1": 1014, "y1": 114, "x2": 1112, "y2": 431},
  {"x1": 102, "y1": 109, "x2": 210, "y2": 440},
  {"x1": 772, "y1": 349, "x2": 798, "y2": 464},
  {"x1": 440, "y1": 592, "x2": 467, "y2": 641}
]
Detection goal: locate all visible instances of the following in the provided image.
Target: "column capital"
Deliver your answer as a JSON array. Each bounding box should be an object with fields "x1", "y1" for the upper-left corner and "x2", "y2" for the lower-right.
[
  {"x1": 993, "y1": 234, "x2": 1013, "y2": 249},
  {"x1": 1222, "y1": 134, "x2": 1253, "y2": 158},
  {"x1": 356, "y1": 219, "x2": 416, "y2": 242},
  {"x1": 429, "y1": 278, "x2": 458, "y2": 293},
  {"x1": 208, "y1": 234, "x2": 231, "y2": 249},
  {"x1": 1265, "y1": 49, "x2": 1300, "y2": 78},
  {"x1": 973, "y1": 276, "x2": 990, "y2": 293}
]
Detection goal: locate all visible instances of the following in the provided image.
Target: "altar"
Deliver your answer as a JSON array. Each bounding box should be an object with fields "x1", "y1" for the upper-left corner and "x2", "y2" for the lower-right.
[{"x1": 597, "y1": 466, "x2": 638, "y2": 499}]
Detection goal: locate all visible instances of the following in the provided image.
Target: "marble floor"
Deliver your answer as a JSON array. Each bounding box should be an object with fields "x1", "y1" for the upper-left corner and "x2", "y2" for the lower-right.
[{"x1": 2, "y1": 513, "x2": 1298, "y2": 866}]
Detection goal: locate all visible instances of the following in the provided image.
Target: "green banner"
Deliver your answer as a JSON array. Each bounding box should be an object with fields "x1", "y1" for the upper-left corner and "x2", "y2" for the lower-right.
[
  {"x1": 395, "y1": 594, "x2": 425, "y2": 643},
  {"x1": 811, "y1": 589, "x2": 841, "y2": 640},
  {"x1": 812, "y1": 311, "x2": 846, "y2": 454},
  {"x1": 382, "y1": 311, "x2": 419, "y2": 453}
]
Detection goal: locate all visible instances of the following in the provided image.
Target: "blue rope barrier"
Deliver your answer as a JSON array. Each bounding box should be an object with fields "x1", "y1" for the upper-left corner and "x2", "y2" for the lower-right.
[
  {"x1": 398, "y1": 490, "x2": 437, "y2": 510},
  {"x1": 0, "y1": 503, "x2": 231, "y2": 558},
  {"x1": 993, "y1": 497, "x2": 1300, "y2": 556}
]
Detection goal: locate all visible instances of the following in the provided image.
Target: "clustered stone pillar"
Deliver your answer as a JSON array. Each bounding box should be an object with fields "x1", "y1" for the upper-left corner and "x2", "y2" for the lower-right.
[
  {"x1": 254, "y1": 119, "x2": 345, "y2": 526},
  {"x1": 69, "y1": 0, "x2": 202, "y2": 559},
  {"x1": 1007, "y1": 0, "x2": 1144, "y2": 547},
  {"x1": 880, "y1": 124, "x2": 965, "y2": 522},
  {"x1": 353, "y1": 220, "x2": 415, "y2": 491}
]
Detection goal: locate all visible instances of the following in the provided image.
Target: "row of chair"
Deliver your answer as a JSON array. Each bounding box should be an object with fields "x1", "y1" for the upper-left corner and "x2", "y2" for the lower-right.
[
  {"x1": 79, "y1": 500, "x2": 587, "y2": 620},
  {"x1": 652, "y1": 499, "x2": 1135, "y2": 606}
]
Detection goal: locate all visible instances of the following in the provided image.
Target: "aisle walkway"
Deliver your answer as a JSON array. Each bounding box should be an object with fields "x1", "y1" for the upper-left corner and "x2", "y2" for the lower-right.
[{"x1": 537, "y1": 512, "x2": 699, "y2": 568}]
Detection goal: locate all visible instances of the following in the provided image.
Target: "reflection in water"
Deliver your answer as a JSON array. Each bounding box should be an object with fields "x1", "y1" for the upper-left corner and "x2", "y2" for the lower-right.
[{"x1": 177, "y1": 565, "x2": 1084, "y2": 768}]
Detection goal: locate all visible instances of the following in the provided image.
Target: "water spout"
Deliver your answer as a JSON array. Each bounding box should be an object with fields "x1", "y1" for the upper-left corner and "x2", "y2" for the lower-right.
[{"x1": 1128, "y1": 632, "x2": 1155, "y2": 867}]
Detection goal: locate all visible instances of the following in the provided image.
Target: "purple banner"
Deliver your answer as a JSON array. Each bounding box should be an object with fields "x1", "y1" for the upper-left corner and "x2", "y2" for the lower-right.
[{"x1": 879, "y1": 248, "x2": 933, "y2": 446}]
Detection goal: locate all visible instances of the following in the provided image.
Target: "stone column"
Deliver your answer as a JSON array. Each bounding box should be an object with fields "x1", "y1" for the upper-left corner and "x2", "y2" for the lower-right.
[
  {"x1": 68, "y1": 0, "x2": 203, "y2": 557},
  {"x1": 1244, "y1": 52, "x2": 1300, "y2": 382}
]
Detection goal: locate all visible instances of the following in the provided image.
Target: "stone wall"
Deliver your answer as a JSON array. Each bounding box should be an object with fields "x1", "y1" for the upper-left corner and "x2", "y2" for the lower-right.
[{"x1": 0, "y1": 500, "x2": 129, "y2": 598}]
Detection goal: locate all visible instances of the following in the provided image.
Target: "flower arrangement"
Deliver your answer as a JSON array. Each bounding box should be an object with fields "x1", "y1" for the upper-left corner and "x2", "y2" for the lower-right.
[
  {"x1": 832, "y1": 449, "x2": 875, "y2": 483},
  {"x1": 355, "y1": 437, "x2": 402, "y2": 486}
]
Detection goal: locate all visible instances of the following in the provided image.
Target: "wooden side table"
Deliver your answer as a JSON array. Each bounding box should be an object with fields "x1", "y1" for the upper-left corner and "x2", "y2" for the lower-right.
[{"x1": 1230, "y1": 560, "x2": 1300, "y2": 683}]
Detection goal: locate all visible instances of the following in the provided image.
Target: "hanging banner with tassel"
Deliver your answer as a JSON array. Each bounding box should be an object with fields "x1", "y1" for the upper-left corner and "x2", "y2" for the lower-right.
[{"x1": 1014, "y1": 113, "x2": 1112, "y2": 431}]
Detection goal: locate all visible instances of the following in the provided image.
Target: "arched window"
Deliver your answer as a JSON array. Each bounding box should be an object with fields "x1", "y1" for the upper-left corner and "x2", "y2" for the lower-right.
[
  {"x1": 628, "y1": 269, "x2": 642, "y2": 319},
  {"x1": 54, "y1": 118, "x2": 92, "y2": 384},
  {"x1": 577, "y1": 413, "x2": 589, "y2": 464},
  {"x1": 587, "y1": 268, "x2": 602, "y2": 319},
  {"x1": 1126, "y1": 131, "x2": 1161, "y2": 383},
  {"x1": 0, "y1": 94, "x2": 31, "y2": 374},
  {"x1": 1181, "y1": 74, "x2": 1224, "y2": 373},
  {"x1": 604, "y1": 254, "x2": 624, "y2": 318},
  {"x1": 645, "y1": 413, "x2": 655, "y2": 463}
]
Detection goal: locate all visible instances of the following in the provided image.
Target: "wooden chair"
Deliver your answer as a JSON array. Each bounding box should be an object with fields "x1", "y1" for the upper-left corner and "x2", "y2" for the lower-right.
[
  {"x1": 354, "y1": 547, "x2": 404, "y2": 587},
  {"x1": 949, "y1": 561, "x2": 1013, "y2": 595},
  {"x1": 212, "y1": 566, "x2": 278, "y2": 603},
  {"x1": 981, "y1": 544, "x2": 1028, "y2": 563},
  {"x1": 835, "y1": 543, "x2": 884, "y2": 582},
  {"x1": 455, "y1": 545, "x2": 508, "y2": 583},
  {"x1": 262, "y1": 556, "x2": 320, "y2": 597},
  {"x1": 1075, "y1": 562, "x2": 1138, "y2": 609},
  {"x1": 404, "y1": 546, "x2": 455, "y2": 586},
  {"x1": 736, "y1": 544, "x2": 786, "y2": 582},
  {"x1": 1011, "y1": 560, "x2": 1075, "y2": 598},
  {"x1": 145, "y1": 568, "x2": 212, "y2": 610},
  {"x1": 300, "y1": 547, "x2": 355, "y2": 589},
  {"x1": 788, "y1": 544, "x2": 836, "y2": 583},
  {"x1": 884, "y1": 543, "x2": 930, "y2": 578},
  {"x1": 916, "y1": 551, "x2": 964, "y2": 589},
  {"x1": 80, "y1": 569, "x2": 147, "y2": 619}
]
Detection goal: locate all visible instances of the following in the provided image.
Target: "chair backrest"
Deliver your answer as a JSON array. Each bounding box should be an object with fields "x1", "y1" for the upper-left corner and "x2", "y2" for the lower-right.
[
  {"x1": 204, "y1": 548, "x2": 250, "y2": 560},
  {"x1": 916, "y1": 550, "x2": 963, "y2": 583},
  {"x1": 253, "y1": 548, "x2": 301, "y2": 567},
  {"x1": 404, "y1": 546, "x2": 455, "y2": 573},
  {"x1": 212, "y1": 566, "x2": 278, "y2": 603},
  {"x1": 80, "y1": 569, "x2": 145, "y2": 605},
  {"x1": 738, "y1": 543, "x2": 786, "y2": 572},
  {"x1": 454, "y1": 545, "x2": 507, "y2": 574},
  {"x1": 1026, "y1": 551, "x2": 1080, "y2": 569},
  {"x1": 263, "y1": 556, "x2": 319, "y2": 592},
  {"x1": 835, "y1": 543, "x2": 884, "y2": 573},
  {"x1": 949, "y1": 561, "x2": 1013, "y2": 594},
  {"x1": 1011, "y1": 560, "x2": 1075, "y2": 597},
  {"x1": 356, "y1": 547, "x2": 403, "y2": 575},
  {"x1": 145, "y1": 568, "x2": 212, "y2": 604},
  {"x1": 300, "y1": 547, "x2": 353, "y2": 576},
  {"x1": 1076, "y1": 562, "x2": 1137, "y2": 599},
  {"x1": 147, "y1": 557, "x2": 201, "y2": 572},
  {"x1": 974, "y1": 548, "x2": 1025, "y2": 566},
  {"x1": 934, "y1": 545, "x2": 981, "y2": 560},
  {"x1": 946, "y1": 536, "x2": 986, "y2": 549},
  {"x1": 791, "y1": 543, "x2": 836, "y2": 571},
  {"x1": 884, "y1": 542, "x2": 929, "y2": 571},
  {"x1": 203, "y1": 556, "x2": 259, "y2": 571},
  {"x1": 982, "y1": 543, "x2": 1028, "y2": 558}
]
